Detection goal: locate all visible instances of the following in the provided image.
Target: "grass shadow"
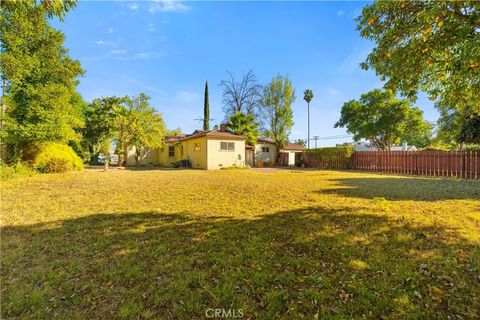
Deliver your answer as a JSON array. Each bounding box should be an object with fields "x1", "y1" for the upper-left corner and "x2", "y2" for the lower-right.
[
  {"x1": 2, "y1": 206, "x2": 479, "y2": 319},
  {"x1": 318, "y1": 176, "x2": 480, "y2": 201}
]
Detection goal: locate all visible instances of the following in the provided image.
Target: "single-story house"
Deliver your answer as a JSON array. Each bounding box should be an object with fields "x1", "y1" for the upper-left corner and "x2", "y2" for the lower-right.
[
  {"x1": 126, "y1": 128, "x2": 305, "y2": 169},
  {"x1": 127, "y1": 129, "x2": 246, "y2": 170}
]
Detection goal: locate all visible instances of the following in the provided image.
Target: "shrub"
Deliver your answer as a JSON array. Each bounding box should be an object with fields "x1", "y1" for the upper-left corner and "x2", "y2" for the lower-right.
[
  {"x1": 32, "y1": 142, "x2": 84, "y2": 173},
  {"x1": 0, "y1": 161, "x2": 37, "y2": 180}
]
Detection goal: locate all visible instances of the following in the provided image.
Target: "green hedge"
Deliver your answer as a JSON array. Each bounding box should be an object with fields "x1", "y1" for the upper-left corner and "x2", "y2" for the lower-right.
[
  {"x1": 305, "y1": 146, "x2": 355, "y2": 160},
  {"x1": 32, "y1": 142, "x2": 84, "y2": 173},
  {"x1": 303, "y1": 146, "x2": 355, "y2": 169}
]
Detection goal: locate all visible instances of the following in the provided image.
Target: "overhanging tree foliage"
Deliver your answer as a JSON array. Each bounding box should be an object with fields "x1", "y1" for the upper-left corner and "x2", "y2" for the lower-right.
[
  {"x1": 335, "y1": 89, "x2": 432, "y2": 150},
  {"x1": 261, "y1": 75, "x2": 295, "y2": 150},
  {"x1": 0, "y1": 0, "x2": 78, "y2": 21},
  {"x1": 357, "y1": 1, "x2": 480, "y2": 114},
  {"x1": 0, "y1": 1, "x2": 84, "y2": 161}
]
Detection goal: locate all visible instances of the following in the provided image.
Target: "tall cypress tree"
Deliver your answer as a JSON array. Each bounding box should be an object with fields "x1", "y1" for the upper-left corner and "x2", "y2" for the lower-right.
[{"x1": 203, "y1": 81, "x2": 210, "y2": 131}]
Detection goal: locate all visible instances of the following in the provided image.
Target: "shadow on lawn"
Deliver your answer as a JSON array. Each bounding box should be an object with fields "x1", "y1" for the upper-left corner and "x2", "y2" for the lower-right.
[
  {"x1": 319, "y1": 176, "x2": 480, "y2": 201},
  {"x1": 2, "y1": 207, "x2": 479, "y2": 319}
]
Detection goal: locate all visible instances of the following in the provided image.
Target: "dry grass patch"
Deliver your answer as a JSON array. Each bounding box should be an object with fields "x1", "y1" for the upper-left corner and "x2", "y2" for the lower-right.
[{"x1": 1, "y1": 169, "x2": 479, "y2": 319}]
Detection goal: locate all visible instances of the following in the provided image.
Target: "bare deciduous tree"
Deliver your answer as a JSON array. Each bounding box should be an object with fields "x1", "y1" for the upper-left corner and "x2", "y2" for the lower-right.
[{"x1": 219, "y1": 71, "x2": 263, "y2": 117}]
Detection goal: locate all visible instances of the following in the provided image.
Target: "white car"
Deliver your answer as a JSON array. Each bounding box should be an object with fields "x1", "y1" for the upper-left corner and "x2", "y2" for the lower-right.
[{"x1": 98, "y1": 154, "x2": 119, "y2": 165}]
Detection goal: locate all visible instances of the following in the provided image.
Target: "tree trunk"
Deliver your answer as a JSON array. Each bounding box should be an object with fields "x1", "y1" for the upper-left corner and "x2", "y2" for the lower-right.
[
  {"x1": 104, "y1": 159, "x2": 109, "y2": 172},
  {"x1": 117, "y1": 127, "x2": 124, "y2": 167},
  {"x1": 89, "y1": 146, "x2": 96, "y2": 163},
  {"x1": 135, "y1": 149, "x2": 141, "y2": 166}
]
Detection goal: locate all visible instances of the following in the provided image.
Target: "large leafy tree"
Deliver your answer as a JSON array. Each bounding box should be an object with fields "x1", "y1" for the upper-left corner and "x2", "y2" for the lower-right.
[
  {"x1": 261, "y1": 75, "x2": 295, "y2": 150},
  {"x1": 83, "y1": 97, "x2": 125, "y2": 168},
  {"x1": 435, "y1": 102, "x2": 463, "y2": 147},
  {"x1": 335, "y1": 89, "x2": 432, "y2": 150},
  {"x1": 357, "y1": 1, "x2": 480, "y2": 114},
  {"x1": 435, "y1": 102, "x2": 480, "y2": 147},
  {"x1": 114, "y1": 97, "x2": 134, "y2": 166},
  {"x1": 400, "y1": 121, "x2": 433, "y2": 148},
  {"x1": 125, "y1": 93, "x2": 166, "y2": 165},
  {"x1": 227, "y1": 112, "x2": 259, "y2": 145},
  {"x1": 0, "y1": 1, "x2": 84, "y2": 161},
  {"x1": 458, "y1": 113, "x2": 480, "y2": 144}
]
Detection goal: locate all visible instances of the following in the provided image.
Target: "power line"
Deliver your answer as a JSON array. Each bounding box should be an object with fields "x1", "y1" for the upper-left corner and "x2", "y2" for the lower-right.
[{"x1": 307, "y1": 134, "x2": 353, "y2": 140}]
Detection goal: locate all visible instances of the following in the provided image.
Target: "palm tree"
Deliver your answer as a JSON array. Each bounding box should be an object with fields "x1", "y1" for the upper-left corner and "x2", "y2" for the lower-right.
[
  {"x1": 227, "y1": 112, "x2": 259, "y2": 145},
  {"x1": 303, "y1": 89, "x2": 314, "y2": 149}
]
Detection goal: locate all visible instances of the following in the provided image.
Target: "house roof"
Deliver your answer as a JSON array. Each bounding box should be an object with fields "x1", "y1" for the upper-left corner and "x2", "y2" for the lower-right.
[
  {"x1": 255, "y1": 139, "x2": 305, "y2": 151},
  {"x1": 256, "y1": 139, "x2": 276, "y2": 145},
  {"x1": 165, "y1": 129, "x2": 246, "y2": 143},
  {"x1": 282, "y1": 142, "x2": 305, "y2": 151}
]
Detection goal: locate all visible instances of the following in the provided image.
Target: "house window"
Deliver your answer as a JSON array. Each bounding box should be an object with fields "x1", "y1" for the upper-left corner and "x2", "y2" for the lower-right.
[
  {"x1": 194, "y1": 143, "x2": 200, "y2": 151},
  {"x1": 220, "y1": 141, "x2": 235, "y2": 151},
  {"x1": 168, "y1": 146, "x2": 175, "y2": 157},
  {"x1": 262, "y1": 147, "x2": 270, "y2": 153}
]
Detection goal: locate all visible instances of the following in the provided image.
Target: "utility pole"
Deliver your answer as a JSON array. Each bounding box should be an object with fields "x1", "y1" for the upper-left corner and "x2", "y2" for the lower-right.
[{"x1": 313, "y1": 136, "x2": 319, "y2": 149}]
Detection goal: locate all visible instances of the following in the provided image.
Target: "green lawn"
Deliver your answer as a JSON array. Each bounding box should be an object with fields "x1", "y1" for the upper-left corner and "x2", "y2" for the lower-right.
[{"x1": 1, "y1": 169, "x2": 479, "y2": 319}]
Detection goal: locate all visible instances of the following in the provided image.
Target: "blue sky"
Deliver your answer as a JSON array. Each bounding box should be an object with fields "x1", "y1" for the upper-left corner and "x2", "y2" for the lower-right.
[{"x1": 54, "y1": 0, "x2": 437, "y2": 147}]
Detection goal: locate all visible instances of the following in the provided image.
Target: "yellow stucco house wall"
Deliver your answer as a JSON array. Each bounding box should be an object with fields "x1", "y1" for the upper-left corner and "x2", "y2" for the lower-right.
[
  {"x1": 206, "y1": 138, "x2": 245, "y2": 170},
  {"x1": 125, "y1": 147, "x2": 159, "y2": 166}
]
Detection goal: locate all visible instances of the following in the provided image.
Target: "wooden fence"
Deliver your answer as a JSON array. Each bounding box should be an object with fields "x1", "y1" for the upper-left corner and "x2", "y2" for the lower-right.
[{"x1": 304, "y1": 151, "x2": 480, "y2": 179}]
